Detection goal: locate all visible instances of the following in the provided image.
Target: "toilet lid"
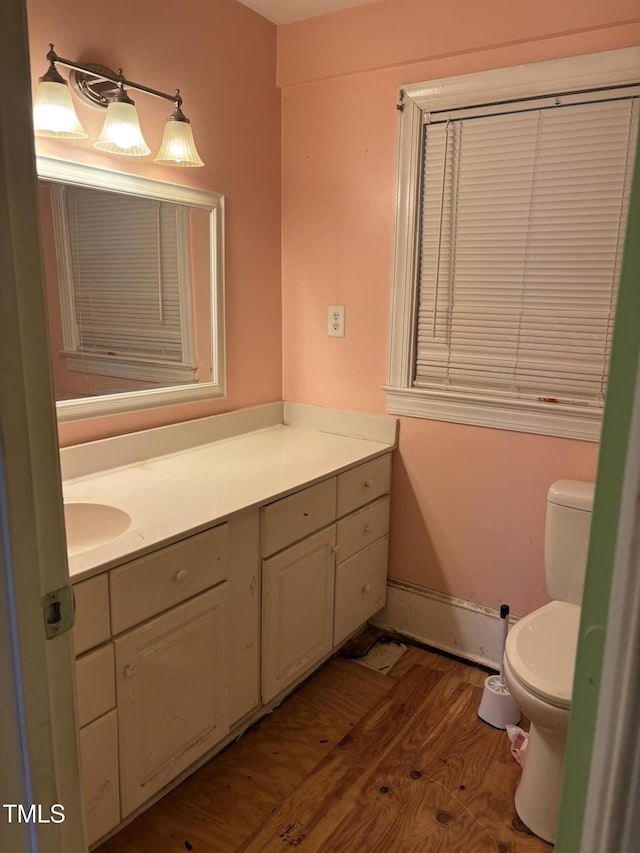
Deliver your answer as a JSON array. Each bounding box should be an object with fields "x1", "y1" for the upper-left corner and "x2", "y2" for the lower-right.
[{"x1": 505, "y1": 601, "x2": 580, "y2": 709}]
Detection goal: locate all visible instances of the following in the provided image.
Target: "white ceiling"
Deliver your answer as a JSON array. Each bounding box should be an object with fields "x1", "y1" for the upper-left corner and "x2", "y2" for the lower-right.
[{"x1": 237, "y1": 0, "x2": 382, "y2": 26}]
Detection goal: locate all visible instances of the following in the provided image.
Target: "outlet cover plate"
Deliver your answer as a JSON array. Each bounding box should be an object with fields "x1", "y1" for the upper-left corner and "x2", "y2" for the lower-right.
[{"x1": 328, "y1": 304, "x2": 346, "y2": 337}]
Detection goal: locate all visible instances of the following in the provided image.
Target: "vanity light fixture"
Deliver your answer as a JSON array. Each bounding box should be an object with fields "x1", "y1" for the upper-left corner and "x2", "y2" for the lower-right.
[
  {"x1": 93, "y1": 86, "x2": 151, "y2": 157},
  {"x1": 33, "y1": 44, "x2": 204, "y2": 167}
]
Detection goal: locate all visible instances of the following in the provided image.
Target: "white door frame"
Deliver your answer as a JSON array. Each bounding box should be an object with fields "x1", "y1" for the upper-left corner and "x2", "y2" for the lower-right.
[
  {"x1": 0, "y1": 0, "x2": 84, "y2": 850},
  {"x1": 580, "y1": 353, "x2": 640, "y2": 852}
]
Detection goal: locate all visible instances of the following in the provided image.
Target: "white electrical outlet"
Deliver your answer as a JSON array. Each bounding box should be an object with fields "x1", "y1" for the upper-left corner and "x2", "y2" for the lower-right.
[{"x1": 328, "y1": 304, "x2": 346, "y2": 338}]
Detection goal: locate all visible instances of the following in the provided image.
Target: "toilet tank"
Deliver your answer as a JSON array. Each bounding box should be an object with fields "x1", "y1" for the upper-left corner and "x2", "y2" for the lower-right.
[{"x1": 545, "y1": 480, "x2": 595, "y2": 604}]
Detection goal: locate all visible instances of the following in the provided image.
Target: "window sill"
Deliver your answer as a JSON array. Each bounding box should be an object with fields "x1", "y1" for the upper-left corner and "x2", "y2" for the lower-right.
[
  {"x1": 64, "y1": 351, "x2": 197, "y2": 384},
  {"x1": 383, "y1": 385, "x2": 601, "y2": 441}
]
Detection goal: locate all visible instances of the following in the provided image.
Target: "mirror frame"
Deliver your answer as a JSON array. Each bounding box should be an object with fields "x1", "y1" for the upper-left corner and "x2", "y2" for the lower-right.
[{"x1": 37, "y1": 155, "x2": 226, "y2": 423}]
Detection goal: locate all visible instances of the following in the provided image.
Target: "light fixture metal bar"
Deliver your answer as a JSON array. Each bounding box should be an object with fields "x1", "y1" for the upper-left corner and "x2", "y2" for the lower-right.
[{"x1": 46, "y1": 44, "x2": 182, "y2": 107}]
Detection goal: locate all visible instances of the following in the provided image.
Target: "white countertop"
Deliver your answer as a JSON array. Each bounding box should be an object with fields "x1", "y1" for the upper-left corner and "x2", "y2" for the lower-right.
[{"x1": 64, "y1": 422, "x2": 392, "y2": 582}]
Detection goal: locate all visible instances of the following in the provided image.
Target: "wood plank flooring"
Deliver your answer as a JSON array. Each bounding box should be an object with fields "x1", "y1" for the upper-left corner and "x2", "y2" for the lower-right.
[{"x1": 96, "y1": 644, "x2": 550, "y2": 852}]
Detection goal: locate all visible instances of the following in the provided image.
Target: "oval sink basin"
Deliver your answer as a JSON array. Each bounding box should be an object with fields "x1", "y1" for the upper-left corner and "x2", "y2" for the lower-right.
[{"x1": 64, "y1": 502, "x2": 131, "y2": 556}]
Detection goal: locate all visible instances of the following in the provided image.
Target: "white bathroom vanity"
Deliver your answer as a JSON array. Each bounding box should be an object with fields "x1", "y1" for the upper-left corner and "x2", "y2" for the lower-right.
[{"x1": 62, "y1": 402, "x2": 396, "y2": 845}]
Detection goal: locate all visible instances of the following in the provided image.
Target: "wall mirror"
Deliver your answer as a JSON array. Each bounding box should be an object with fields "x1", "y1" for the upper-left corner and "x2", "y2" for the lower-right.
[{"x1": 37, "y1": 156, "x2": 225, "y2": 423}]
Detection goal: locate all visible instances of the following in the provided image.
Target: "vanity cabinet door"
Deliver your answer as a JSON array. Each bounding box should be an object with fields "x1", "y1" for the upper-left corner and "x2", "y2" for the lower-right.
[
  {"x1": 262, "y1": 525, "x2": 336, "y2": 704},
  {"x1": 79, "y1": 709, "x2": 119, "y2": 847},
  {"x1": 114, "y1": 584, "x2": 229, "y2": 817}
]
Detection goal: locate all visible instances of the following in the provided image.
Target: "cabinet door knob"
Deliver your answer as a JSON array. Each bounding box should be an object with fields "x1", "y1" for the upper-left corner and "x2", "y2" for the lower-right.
[
  {"x1": 330, "y1": 545, "x2": 339, "y2": 555},
  {"x1": 363, "y1": 523, "x2": 371, "y2": 534},
  {"x1": 174, "y1": 569, "x2": 188, "y2": 584},
  {"x1": 124, "y1": 664, "x2": 138, "y2": 679},
  {"x1": 364, "y1": 479, "x2": 373, "y2": 489},
  {"x1": 362, "y1": 584, "x2": 372, "y2": 594}
]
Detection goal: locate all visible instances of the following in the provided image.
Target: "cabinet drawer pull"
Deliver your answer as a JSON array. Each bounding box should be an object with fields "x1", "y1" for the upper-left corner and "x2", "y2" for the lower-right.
[
  {"x1": 124, "y1": 664, "x2": 138, "y2": 679},
  {"x1": 364, "y1": 479, "x2": 373, "y2": 489},
  {"x1": 174, "y1": 569, "x2": 188, "y2": 584},
  {"x1": 362, "y1": 584, "x2": 372, "y2": 594}
]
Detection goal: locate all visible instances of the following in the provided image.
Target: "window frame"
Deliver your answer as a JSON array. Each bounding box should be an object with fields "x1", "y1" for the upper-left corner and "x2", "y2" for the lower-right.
[{"x1": 385, "y1": 47, "x2": 640, "y2": 441}]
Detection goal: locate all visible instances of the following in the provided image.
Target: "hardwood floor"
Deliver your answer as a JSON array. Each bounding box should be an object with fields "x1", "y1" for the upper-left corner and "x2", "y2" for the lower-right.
[{"x1": 96, "y1": 643, "x2": 550, "y2": 852}]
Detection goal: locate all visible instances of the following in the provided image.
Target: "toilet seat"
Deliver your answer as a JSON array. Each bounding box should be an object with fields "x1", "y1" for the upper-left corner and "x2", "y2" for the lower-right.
[{"x1": 505, "y1": 600, "x2": 581, "y2": 709}]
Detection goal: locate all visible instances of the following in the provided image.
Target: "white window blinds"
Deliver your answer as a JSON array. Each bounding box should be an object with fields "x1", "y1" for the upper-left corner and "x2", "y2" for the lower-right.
[
  {"x1": 59, "y1": 184, "x2": 193, "y2": 371},
  {"x1": 415, "y1": 92, "x2": 639, "y2": 408}
]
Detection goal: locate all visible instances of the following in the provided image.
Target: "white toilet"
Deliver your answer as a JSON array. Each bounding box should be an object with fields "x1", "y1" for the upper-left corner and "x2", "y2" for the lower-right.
[{"x1": 503, "y1": 479, "x2": 594, "y2": 844}]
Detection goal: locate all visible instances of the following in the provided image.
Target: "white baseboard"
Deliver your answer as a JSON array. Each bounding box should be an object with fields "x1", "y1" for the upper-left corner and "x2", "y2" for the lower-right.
[{"x1": 371, "y1": 580, "x2": 519, "y2": 670}]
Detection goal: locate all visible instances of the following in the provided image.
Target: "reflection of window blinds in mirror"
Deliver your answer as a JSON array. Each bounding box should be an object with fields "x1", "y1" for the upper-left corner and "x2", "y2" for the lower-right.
[
  {"x1": 64, "y1": 185, "x2": 187, "y2": 362},
  {"x1": 415, "y1": 93, "x2": 638, "y2": 407}
]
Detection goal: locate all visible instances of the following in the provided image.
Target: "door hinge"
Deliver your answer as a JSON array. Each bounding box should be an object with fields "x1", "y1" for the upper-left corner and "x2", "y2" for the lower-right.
[{"x1": 43, "y1": 586, "x2": 75, "y2": 639}]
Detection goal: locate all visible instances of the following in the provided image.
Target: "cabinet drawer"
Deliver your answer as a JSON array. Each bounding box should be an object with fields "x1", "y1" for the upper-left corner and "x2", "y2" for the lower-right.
[
  {"x1": 79, "y1": 709, "x2": 120, "y2": 847},
  {"x1": 110, "y1": 524, "x2": 228, "y2": 634},
  {"x1": 334, "y1": 536, "x2": 388, "y2": 647},
  {"x1": 76, "y1": 643, "x2": 115, "y2": 728},
  {"x1": 260, "y1": 478, "x2": 336, "y2": 557},
  {"x1": 336, "y1": 496, "x2": 390, "y2": 564},
  {"x1": 336, "y1": 454, "x2": 391, "y2": 518},
  {"x1": 73, "y1": 574, "x2": 110, "y2": 654}
]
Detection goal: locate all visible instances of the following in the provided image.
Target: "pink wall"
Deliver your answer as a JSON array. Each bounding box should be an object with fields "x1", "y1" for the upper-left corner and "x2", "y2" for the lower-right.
[
  {"x1": 277, "y1": 0, "x2": 640, "y2": 86},
  {"x1": 279, "y1": 0, "x2": 639, "y2": 615},
  {"x1": 26, "y1": 0, "x2": 282, "y2": 446},
  {"x1": 24, "y1": 0, "x2": 639, "y2": 615}
]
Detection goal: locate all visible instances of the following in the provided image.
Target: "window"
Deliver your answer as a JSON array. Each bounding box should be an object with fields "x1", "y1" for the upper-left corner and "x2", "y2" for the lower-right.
[
  {"x1": 51, "y1": 183, "x2": 197, "y2": 385},
  {"x1": 386, "y1": 49, "x2": 639, "y2": 440}
]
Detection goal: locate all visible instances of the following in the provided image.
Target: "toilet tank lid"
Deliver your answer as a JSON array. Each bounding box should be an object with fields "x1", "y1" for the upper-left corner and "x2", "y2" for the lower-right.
[{"x1": 548, "y1": 480, "x2": 594, "y2": 511}]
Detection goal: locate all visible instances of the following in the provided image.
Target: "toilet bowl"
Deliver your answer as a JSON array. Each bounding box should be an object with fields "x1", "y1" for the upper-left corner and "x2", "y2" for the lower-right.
[
  {"x1": 500, "y1": 479, "x2": 593, "y2": 843},
  {"x1": 504, "y1": 600, "x2": 581, "y2": 843}
]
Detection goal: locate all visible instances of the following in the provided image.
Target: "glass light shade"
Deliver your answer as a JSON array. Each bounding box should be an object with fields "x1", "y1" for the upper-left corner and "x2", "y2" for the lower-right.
[
  {"x1": 154, "y1": 119, "x2": 204, "y2": 167},
  {"x1": 33, "y1": 80, "x2": 88, "y2": 138},
  {"x1": 94, "y1": 101, "x2": 150, "y2": 156}
]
